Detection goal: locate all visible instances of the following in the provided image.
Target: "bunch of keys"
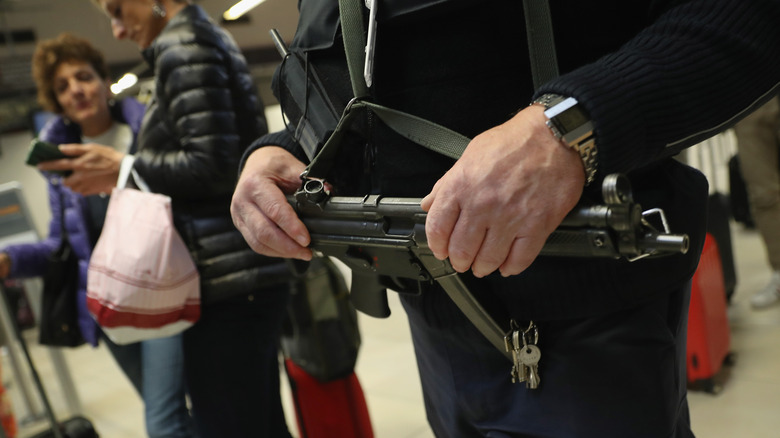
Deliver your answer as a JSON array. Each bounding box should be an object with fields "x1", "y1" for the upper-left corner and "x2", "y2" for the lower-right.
[{"x1": 504, "y1": 320, "x2": 541, "y2": 389}]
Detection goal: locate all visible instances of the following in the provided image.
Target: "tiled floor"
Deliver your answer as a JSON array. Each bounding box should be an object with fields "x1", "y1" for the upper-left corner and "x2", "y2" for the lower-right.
[{"x1": 5, "y1": 220, "x2": 780, "y2": 437}]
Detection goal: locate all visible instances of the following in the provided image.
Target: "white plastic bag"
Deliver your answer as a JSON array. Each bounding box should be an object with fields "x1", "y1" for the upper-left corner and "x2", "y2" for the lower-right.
[{"x1": 86, "y1": 161, "x2": 200, "y2": 344}]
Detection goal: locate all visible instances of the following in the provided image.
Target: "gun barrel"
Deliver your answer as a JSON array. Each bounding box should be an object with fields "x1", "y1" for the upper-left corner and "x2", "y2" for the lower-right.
[{"x1": 640, "y1": 233, "x2": 689, "y2": 255}]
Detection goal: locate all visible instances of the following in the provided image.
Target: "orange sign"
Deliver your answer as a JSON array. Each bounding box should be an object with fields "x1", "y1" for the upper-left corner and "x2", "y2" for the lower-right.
[{"x1": 0, "y1": 205, "x2": 21, "y2": 217}]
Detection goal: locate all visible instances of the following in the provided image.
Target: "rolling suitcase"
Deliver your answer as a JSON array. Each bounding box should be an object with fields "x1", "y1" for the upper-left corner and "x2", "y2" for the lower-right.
[
  {"x1": 0, "y1": 282, "x2": 99, "y2": 438},
  {"x1": 696, "y1": 135, "x2": 739, "y2": 302},
  {"x1": 284, "y1": 359, "x2": 373, "y2": 438},
  {"x1": 686, "y1": 233, "x2": 733, "y2": 394},
  {"x1": 707, "y1": 189, "x2": 738, "y2": 302}
]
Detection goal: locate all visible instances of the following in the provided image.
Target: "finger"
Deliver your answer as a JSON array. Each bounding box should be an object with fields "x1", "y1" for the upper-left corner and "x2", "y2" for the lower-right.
[
  {"x1": 424, "y1": 193, "x2": 460, "y2": 261},
  {"x1": 258, "y1": 191, "x2": 311, "y2": 249},
  {"x1": 62, "y1": 171, "x2": 114, "y2": 196},
  {"x1": 58, "y1": 144, "x2": 88, "y2": 156},
  {"x1": 62, "y1": 173, "x2": 96, "y2": 196},
  {"x1": 233, "y1": 201, "x2": 312, "y2": 260},
  {"x1": 230, "y1": 183, "x2": 311, "y2": 260},
  {"x1": 447, "y1": 221, "x2": 486, "y2": 272},
  {"x1": 498, "y1": 235, "x2": 547, "y2": 277},
  {"x1": 470, "y1": 227, "x2": 515, "y2": 278},
  {"x1": 37, "y1": 158, "x2": 75, "y2": 172}
]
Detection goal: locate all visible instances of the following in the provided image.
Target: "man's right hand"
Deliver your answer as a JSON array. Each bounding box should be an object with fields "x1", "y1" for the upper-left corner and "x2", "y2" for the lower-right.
[{"x1": 230, "y1": 146, "x2": 313, "y2": 260}]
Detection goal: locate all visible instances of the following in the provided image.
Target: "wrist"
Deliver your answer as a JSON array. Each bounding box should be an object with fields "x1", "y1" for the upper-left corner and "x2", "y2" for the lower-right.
[{"x1": 532, "y1": 94, "x2": 598, "y2": 185}]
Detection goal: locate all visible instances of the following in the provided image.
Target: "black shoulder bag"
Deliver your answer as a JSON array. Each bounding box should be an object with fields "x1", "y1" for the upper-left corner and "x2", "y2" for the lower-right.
[
  {"x1": 38, "y1": 186, "x2": 86, "y2": 347},
  {"x1": 281, "y1": 257, "x2": 360, "y2": 382}
]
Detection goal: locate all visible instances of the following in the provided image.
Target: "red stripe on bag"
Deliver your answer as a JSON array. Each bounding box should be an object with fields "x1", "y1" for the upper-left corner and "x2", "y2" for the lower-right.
[{"x1": 86, "y1": 297, "x2": 200, "y2": 328}]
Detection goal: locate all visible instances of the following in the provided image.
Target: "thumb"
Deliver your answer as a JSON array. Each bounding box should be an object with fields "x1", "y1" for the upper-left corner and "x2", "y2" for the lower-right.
[{"x1": 58, "y1": 144, "x2": 88, "y2": 157}]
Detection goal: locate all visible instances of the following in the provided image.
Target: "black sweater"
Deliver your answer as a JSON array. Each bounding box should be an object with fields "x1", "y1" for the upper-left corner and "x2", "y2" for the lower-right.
[{"x1": 248, "y1": 0, "x2": 780, "y2": 320}]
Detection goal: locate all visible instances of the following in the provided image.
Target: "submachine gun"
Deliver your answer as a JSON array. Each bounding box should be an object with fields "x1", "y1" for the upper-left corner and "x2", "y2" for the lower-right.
[{"x1": 288, "y1": 173, "x2": 689, "y2": 359}]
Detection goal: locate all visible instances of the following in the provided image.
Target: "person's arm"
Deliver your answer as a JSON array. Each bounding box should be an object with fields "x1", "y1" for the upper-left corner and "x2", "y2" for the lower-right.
[
  {"x1": 1, "y1": 182, "x2": 63, "y2": 278},
  {"x1": 423, "y1": 0, "x2": 780, "y2": 277},
  {"x1": 132, "y1": 39, "x2": 259, "y2": 200},
  {"x1": 538, "y1": 0, "x2": 780, "y2": 175}
]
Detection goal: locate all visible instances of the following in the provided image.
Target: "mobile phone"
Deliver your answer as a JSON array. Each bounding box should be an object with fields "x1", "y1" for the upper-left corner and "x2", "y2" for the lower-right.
[{"x1": 25, "y1": 139, "x2": 72, "y2": 176}]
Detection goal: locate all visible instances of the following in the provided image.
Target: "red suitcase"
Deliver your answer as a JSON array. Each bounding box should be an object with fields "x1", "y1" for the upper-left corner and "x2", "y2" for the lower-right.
[
  {"x1": 686, "y1": 233, "x2": 733, "y2": 393},
  {"x1": 284, "y1": 359, "x2": 373, "y2": 438}
]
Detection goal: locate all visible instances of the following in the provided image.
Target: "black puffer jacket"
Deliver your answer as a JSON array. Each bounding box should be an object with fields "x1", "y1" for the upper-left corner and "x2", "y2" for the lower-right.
[{"x1": 136, "y1": 4, "x2": 290, "y2": 304}]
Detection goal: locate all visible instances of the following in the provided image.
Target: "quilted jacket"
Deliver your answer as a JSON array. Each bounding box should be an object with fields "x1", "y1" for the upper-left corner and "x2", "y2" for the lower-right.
[{"x1": 135, "y1": 4, "x2": 291, "y2": 303}]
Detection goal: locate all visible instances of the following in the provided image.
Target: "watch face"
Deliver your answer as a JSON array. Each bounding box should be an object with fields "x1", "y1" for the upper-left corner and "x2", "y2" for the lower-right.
[
  {"x1": 556, "y1": 107, "x2": 589, "y2": 133},
  {"x1": 544, "y1": 97, "x2": 592, "y2": 142}
]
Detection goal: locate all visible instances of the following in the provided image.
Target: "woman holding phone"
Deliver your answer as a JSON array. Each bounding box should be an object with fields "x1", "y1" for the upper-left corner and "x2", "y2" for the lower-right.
[{"x1": 1, "y1": 33, "x2": 194, "y2": 437}]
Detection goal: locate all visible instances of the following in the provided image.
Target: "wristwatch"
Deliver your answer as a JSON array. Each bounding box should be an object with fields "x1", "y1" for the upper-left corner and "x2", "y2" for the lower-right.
[{"x1": 533, "y1": 93, "x2": 599, "y2": 185}]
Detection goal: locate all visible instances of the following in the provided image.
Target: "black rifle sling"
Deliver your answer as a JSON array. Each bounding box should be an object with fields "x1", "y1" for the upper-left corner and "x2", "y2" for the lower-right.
[
  {"x1": 523, "y1": 0, "x2": 559, "y2": 89},
  {"x1": 305, "y1": 0, "x2": 561, "y2": 360}
]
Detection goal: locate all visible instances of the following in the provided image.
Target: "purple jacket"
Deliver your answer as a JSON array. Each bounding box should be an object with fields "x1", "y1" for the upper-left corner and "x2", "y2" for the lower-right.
[{"x1": 2, "y1": 99, "x2": 145, "y2": 346}]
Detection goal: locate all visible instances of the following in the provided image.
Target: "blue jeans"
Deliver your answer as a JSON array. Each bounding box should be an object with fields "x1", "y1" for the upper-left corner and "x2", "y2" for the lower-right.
[{"x1": 102, "y1": 331, "x2": 195, "y2": 438}]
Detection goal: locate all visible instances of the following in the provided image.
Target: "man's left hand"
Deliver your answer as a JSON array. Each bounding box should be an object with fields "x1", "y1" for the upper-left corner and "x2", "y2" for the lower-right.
[{"x1": 421, "y1": 105, "x2": 586, "y2": 278}]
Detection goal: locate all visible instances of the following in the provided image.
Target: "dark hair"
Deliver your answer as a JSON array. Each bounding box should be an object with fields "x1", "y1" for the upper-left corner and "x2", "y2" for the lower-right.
[{"x1": 31, "y1": 32, "x2": 110, "y2": 113}]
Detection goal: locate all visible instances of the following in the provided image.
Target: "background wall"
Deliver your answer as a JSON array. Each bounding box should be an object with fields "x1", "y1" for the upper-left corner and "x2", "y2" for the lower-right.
[
  {"x1": 0, "y1": 131, "x2": 50, "y2": 237},
  {"x1": 1, "y1": 0, "x2": 299, "y2": 132},
  {"x1": 0, "y1": 0, "x2": 300, "y2": 65}
]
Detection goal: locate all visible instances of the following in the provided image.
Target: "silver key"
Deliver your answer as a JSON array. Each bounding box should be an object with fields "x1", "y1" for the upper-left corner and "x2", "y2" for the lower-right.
[
  {"x1": 505, "y1": 323, "x2": 526, "y2": 383},
  {"x1": 520, "y1": 344, "x2": 541, "y2": 388},
  {"x1": 520, "y1": 339, "x2": 541, "y2": 389}
]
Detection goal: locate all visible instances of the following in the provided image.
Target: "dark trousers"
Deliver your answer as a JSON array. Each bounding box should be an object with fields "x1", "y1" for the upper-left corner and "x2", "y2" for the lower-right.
[
  {"x1": 400, "y1": 282, "x2": 695, "y2": 438},
  {"x1": 183, "y1": 285, "x2": 291, "y2": 438}
]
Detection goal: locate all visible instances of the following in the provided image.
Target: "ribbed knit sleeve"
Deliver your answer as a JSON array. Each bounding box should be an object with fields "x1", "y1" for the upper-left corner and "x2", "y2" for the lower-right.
[
  {"x1": 238, "y1": 129, "x2": 302, "y2": 175},
  {"x1": 537, "y1": 0, "x2": 780, "y2": 177}
]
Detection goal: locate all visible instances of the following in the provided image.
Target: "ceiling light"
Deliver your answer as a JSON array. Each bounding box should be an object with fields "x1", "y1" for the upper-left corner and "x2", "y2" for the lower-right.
[
  {"x1": 110, "y1": 73, "x2": 138, "y2": 95},
  {"x1": 223, "y1": 0, "x2": 267, "y2": 21}
]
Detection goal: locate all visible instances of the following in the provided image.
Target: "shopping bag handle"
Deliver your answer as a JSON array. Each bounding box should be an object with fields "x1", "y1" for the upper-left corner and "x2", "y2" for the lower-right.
[{"x1": 117, "y1": 155, "x2": 151, "y2": 192}]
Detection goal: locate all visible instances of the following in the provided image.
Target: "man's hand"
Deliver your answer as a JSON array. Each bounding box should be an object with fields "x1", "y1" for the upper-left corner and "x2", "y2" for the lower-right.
[
  {"x1": 421, "y1": 105, "x2": 586, "y2": 278},
  {"x1": 37, "y1": 143, "x2": 124, "y2": 195},
  {"x1": 231, "y1": 146, "x2": 313, "y2": 260}
]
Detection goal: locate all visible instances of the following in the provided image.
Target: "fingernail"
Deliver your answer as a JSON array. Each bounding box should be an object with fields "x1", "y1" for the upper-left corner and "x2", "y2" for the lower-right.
[{"x1": 295, "y1": 235, "x2": 308, "y2": 246}]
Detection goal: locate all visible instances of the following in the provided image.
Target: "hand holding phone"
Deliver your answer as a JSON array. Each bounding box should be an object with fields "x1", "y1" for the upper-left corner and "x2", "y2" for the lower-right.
[{"x1": 25, "y1": 139, "x2": 72, "y2": 176}]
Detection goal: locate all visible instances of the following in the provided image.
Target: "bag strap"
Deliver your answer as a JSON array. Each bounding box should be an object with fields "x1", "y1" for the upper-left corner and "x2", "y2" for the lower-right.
[
  {"x1": 117, "y1": 155, "x2": 151, "y2": 192},
  {"x1": 305, "y1": 0, "x2": 471, "y2": 178},
  {"x1": 307, "y1": 0, "x2": 561, "y2": 360},
  {"x1": 55, "y1": 184, "x2": 68, "y2": 244},
  {"x1": 308, "y1": 0, "x2": 559, "y2": 179},
  {"x1": 523, "y1": 0, "x2": 559, "y2": 89}
]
